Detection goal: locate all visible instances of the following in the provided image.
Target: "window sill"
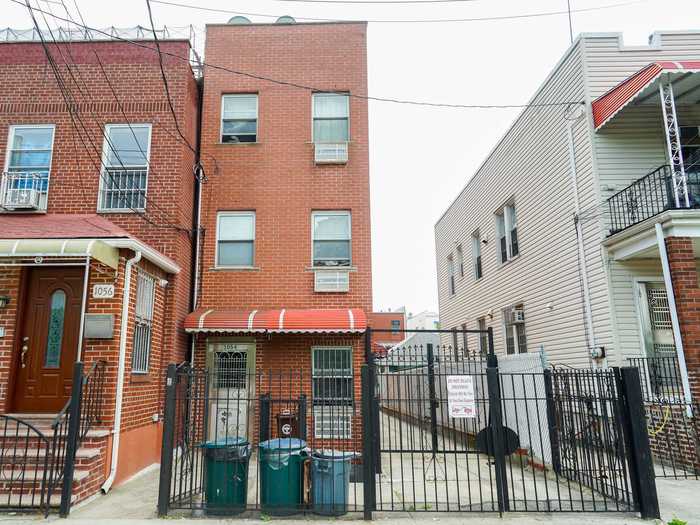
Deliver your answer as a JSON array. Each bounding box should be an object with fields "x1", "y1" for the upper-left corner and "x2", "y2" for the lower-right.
[
  {"x1": 306, "y1": 266, "x2": 357, "y2": 272},
  {"x1": 130, "y1": 373, "x2": 153, "y2": 383},
  {"x1": 210, "y1": 266, "x2": 261, "y2": 271},
  {"x1": 98, "y1": 208, "x2": 145, "y2": 214},
  {"x1": 217, "y1": 141, "x2": 261, "y2": 146},
  {"x1": 498, "y1": 254, "x2": 521, "y2": 268}
]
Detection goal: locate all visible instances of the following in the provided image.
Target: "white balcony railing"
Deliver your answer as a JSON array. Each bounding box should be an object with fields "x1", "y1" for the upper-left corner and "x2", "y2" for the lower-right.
[{"x1": 0, "y1": 171, "x2": 48, "y2": 211}]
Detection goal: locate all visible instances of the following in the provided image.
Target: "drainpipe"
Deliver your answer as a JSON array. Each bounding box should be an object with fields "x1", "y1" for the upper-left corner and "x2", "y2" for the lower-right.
[
  {"x1": 655, "y1": 223, "x2": 693, "y2": 414},
  {"x1": 101, "y1": 250, "x2": 142, "y2": 493},
  {"x1": 190, "y1": 165, "x2": 203, "y2": 366},
  {"x1": 76, "y1": 255, "x2": 91, "y2": 361},
  {"x1": 566, "y1": 104, "x2": 598, "y2": 360}
]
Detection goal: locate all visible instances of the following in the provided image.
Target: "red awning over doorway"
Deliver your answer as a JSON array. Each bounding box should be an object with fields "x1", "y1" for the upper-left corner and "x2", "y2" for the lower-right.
[{"x1": 184, "y1": 308, "x2": 367, "y2": 334}]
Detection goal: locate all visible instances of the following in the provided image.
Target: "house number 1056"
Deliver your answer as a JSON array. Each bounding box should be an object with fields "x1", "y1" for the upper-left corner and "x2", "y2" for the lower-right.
[{"x1": 92, "y1": 284, "x2": 115, "y2": 299}]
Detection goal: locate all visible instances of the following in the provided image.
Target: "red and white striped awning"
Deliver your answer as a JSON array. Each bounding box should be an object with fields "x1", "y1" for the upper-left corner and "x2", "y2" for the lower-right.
[
  {"x1": 592, "y1": 61, "x2": 700, "y2": 130},
  {"x1": 184, "y1": 308, "x2": 367, "y2": 334}
]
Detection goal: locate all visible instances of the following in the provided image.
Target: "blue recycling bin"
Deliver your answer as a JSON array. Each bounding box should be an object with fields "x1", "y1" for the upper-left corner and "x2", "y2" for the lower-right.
[{"x1": 311, "y1": 450, "x2": 356, "y2": 516}]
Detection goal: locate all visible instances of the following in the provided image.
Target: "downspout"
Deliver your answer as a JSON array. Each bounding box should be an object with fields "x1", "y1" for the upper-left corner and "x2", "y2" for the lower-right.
[
  {"x1": 655, "y1": 223, "x2": 693, "y2": 414},
  {"x1": 189, "y1": 76, "x2": 205, "y2": 366},
  {"x1": 101, "y1": 250, "x2": 142, "y2": 493},
  {"x1": 566, "y1": 104, "x2": 598, "y2": 360},
  {"x1": 76, "y1": 255, "x2": 91, "y2": 361}
]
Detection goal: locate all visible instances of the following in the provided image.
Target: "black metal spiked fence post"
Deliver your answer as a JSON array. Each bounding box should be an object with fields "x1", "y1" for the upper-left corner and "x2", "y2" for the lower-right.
[
  {"x1": 59, "y1": 361, "x2": 84, "y2": 518},
  {"x1": 486, "y1": 363, "x2": 509, "y2": 513},
  {"x1": 619, "y1": 366, "x2": 660, "y2": 520},
  {"x1": 157, "y1": 364, "x2": 177, "y2": 517},
  {"x1": 426, "y1": 343, "x2": 439, "y2": 455},
  {"x1": 361, "y1": 365, "x2": 376, "y2": 520}
]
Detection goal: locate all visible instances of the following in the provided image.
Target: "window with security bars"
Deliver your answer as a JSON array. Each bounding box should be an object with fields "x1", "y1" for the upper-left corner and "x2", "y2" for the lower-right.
[
  {"x1": 214, "y1": 351, "x2": 247, "y2": 389},
  {"x1": 312, "y1": 347, "x2": 353, "y2": 439},
  {"x1": 132, "y1": 272, "x2": 155, "y2": 374},
  {"x1": 99, "y1": 124, "x2": 151, "y2": 211}
]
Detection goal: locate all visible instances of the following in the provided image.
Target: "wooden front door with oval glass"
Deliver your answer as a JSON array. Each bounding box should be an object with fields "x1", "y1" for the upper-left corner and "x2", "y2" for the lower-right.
[{"x1": 12, "y1": 267, "x2": 84, "y2": 412}]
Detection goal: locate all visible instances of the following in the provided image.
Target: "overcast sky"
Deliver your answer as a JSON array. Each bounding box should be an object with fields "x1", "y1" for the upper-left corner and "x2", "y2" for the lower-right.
[{"x1": 5, "y1": 0, "x2": 699, "y2": 316}]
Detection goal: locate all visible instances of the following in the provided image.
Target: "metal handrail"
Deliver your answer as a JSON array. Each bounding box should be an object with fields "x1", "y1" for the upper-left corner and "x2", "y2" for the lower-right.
[{"x1": 607, "y1": 164, "x2": 700, "y2": 235}]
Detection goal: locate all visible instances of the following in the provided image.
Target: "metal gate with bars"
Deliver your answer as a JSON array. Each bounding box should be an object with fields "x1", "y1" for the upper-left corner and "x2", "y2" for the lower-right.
[{"x1": 157, "y1": 328, "x2": 660, "y2": 520}]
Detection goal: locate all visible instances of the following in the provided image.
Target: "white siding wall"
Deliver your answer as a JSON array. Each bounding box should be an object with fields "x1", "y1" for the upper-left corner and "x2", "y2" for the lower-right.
[
  {"x1": 583, "y1": 31, "x2": 700, "y2": 363},
  {"x1": 436, "y1": 31, "x2": 700, "y2": 368},
  {"x1": 435, "y1": 41, "x2": 595, "y2": 366}
]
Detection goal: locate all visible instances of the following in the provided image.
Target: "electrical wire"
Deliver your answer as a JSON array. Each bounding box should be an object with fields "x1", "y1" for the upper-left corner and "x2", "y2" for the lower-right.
[
  {"x1": 263, "y1": 0, "x2": 485, "y2": 3},
  {"x1": 149, "y1": 0, "x2": 646, "y2": 24},
  {"x1": 145, "y1": 0, "x2": 198, "y2": 157},
  {"x1": 11, "y1": 1, "x2": 584, "y2": 110},
  {"x1": 24, "y1": 0, "x2": 190, "y2": 232}
]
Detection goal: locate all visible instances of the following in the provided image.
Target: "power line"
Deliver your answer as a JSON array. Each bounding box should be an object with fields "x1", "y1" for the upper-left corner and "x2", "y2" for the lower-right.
[
  {"x1": 150, "y1": 0, "x2": 645, "y2": 24},
  {"x1": 262, "y1": 0, "x2": 485, "y2": 3},
  {"x1": 25, "y1": 0, "x2": 191, "y2": 231},
  {"x1": 12, "y1": 1, "x2": 584, "y2": 110},
  {"x1": 145, "y1": 0, "x2": 198, "y2": 157}
]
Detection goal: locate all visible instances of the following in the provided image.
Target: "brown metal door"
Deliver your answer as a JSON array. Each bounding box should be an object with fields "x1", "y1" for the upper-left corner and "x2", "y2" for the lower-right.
[{"x1": 12, "y1": 267, "x2": 84, "y2": 412}]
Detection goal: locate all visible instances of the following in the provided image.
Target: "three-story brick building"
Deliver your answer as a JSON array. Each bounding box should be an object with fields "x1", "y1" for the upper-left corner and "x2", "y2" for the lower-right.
[{"x1": 184, "y1": 19, "x2": 372, "y2": 450}]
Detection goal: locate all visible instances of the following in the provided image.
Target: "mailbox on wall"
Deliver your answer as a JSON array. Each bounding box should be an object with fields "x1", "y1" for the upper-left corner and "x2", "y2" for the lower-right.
[{"x1": 84, "y1": 314, "x2": 115, "y2": 339}]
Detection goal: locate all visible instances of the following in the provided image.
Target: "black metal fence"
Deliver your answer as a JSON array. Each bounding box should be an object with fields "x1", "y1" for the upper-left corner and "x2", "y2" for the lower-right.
[
  {"x1": 628, "y1": 356, "x2": 699, "y2": 480},
  {"x1": 607, "y1": 164, "x2": 700, "y2": 235},
  {"x1": 0, "y1": 360, "x2": 106, "y2": 517},
  {"x1": 158, "y1": 329, "x2": 660, "y2": 519}
]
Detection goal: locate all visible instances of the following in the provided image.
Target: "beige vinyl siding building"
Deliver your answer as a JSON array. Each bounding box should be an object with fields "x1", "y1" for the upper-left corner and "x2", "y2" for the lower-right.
[{"x1": 436, "y1": 30, "x2": 700, "y2": 370}]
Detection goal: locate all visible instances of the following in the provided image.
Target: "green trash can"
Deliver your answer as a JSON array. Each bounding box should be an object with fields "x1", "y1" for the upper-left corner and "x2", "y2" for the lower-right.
[
  {"x1": 311, "y1": 450, "x2": 356, "y2": 516},
  {"x1": 259, "y1": 438, "x2": 307, "y2": 515},
  {"x1": 200, "y1": 437, "x2": 251, "y2": 514}
]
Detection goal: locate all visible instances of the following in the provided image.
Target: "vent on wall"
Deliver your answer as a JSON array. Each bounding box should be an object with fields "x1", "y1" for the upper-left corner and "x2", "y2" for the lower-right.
[{"x1": 314, "y1": 270, "x2": 349, "y2": 293}]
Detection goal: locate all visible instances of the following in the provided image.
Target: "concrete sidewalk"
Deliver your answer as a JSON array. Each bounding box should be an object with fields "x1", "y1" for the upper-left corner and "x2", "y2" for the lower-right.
[{"x1": 0, "y1": 472, "x2": 695, "y2": 524}]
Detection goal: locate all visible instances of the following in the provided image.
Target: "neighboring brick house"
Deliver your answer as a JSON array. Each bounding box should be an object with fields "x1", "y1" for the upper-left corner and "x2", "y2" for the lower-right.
[
  {"x1": 368, "y1": 311, "x2": 405, "y2": 359},
  {"x1": 0, "y1": 37, "x2": 198, "y2": 502},
  {"x1": 184, "y1": 20, "x2": 371, "y2": 451}
]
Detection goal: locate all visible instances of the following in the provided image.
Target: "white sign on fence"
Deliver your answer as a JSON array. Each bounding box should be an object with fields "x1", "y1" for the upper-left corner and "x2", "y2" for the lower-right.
[{"x1": 446, "y1": 375, "x2": 476, "y2": 418}]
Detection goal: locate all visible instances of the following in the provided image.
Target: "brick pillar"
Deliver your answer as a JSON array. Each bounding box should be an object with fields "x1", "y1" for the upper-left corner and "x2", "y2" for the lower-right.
[{"x1": 664, "y1": 236, "x2": 700, "y2": 400}]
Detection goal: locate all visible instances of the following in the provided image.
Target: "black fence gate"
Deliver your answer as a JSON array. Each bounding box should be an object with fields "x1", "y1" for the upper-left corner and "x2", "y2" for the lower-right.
[{"x1": 157, "y1": 328, "x2": 660, "y2": 520}]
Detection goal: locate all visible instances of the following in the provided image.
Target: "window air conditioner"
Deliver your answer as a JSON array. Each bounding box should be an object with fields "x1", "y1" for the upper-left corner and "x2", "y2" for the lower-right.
[
  {"x1": 3, "y1": 187, "x2": 41, "y2": 210},
  {"x1": 314, "y1": 142, "x2": 348, "y2": 164},
  {"x1": 511, "y1": 309, "x2": 525, "y2": 323},
  {"x1": 314, "y1": 270, "x2": 349, "y2": 292}
]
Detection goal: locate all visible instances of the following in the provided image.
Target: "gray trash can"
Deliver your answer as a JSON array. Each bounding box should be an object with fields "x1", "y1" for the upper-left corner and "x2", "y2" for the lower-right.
[{"x1": 311, "y1": 449, "x2": 357, "y2": 516}]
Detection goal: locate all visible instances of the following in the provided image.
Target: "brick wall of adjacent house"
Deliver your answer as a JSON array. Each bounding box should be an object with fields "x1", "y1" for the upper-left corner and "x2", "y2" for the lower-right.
[
  {"x1": 369, "y1": 312, "x2": 406, "y2": 345},
  {"x1": 665, "y1": 236, "x2": 700, "y2": 400},
  {"x1": 0, "y1": 40, "x2": 199, "y2": 367},
  {"x1": 197, "y1": 22, "x2": 372, "y2": 313},
  {"x1": 0, "y1": 267, "x2": 22, "y2": 407}
]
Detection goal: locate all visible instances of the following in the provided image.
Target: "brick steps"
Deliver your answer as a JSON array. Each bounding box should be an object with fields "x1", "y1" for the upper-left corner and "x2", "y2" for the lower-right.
[{"x1": 0, "y1": 414, "x2": 110, "y2": 509}]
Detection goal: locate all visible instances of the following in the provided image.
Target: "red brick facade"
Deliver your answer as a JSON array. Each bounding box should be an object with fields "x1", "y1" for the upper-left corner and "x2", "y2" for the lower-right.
[
  {"x1": 665, "y1": 236, "x2": 700, "y2": 399},
  {"x1": 0, "y1": 39, "x2": 199, "y2": 496},
  {"x1": 197, "y1": 22, "x2": 371, "y2": 312}
]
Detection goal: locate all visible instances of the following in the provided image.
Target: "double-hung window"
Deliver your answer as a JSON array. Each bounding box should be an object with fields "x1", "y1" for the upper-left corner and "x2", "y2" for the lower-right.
[
  {"x1": 312, "y1": 347, "x2": 353, "y2": 439},
  {"x1": 502, "y1": 304, "x2": 527, "y2": 355},
  {"x1": 132, "y1": 272, "x2": 155, "y2": 374},
  {"x1": 681, "y1": 126, "x2": 700, "y2": 175},
  {"x1": 217, "y1": 212, "x2": 255, "y2": 267},
  {"x1": 99, "y1": 124, "x2": 151, "y2": 211},
  {"x1": 313, "y1": 93, "x2": 349, "y2": 163},
  {"x1": 447, "y1": 254, "x2": 456, "y2": 295},
  {"x1": 221, "y1": 94, "x2": 258, "y2": 143},
  {"x1": 391, "y1": 319, "x2": 401, "y2": 334},
  {"x1": 456, "y1": 245, "x2": 464, "y2": 278},
  {"x1": 496, "y1": 202, "x2": 518, "y2": 263},
  {"x1": 3, "y1": 125, "x2": 55, "y2": 210},
  {"x1": 477, "y1": 318, "x2": 488, "y2": 354},
  {"x1": 312, "y1": 211, "x2": 351, "y2": 267},
  {"x1": 471, "y1": 231, "x2": 482, "y2": 279}
]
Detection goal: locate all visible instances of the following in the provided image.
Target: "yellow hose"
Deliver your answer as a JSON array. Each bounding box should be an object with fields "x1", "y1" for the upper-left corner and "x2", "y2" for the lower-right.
[{"x1": 648, "y1": 405, "x2": 671, "y2": 437}]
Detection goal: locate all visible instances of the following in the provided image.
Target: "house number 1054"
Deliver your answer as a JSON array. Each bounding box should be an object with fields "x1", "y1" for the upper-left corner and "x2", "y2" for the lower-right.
[{"x1": 92, "y1": 284, "x2": 115, "y2": 299}]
